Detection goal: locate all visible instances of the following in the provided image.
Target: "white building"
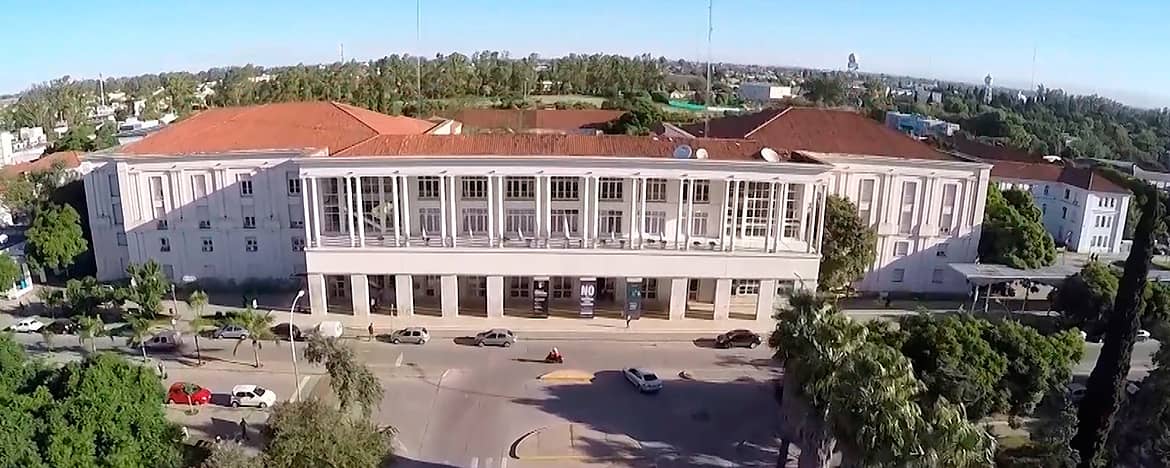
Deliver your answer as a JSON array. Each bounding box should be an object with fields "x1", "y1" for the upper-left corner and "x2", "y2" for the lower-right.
[
  {"x1": 737, "y1": 83, "x2": 795, "y2": 103},
  {"x1": 885, "y1": 111, "x2": 960, "y2": 138},
  {"x1": 83, "y1": 101, "x2": 832, "y2": 323},
  {"x1": 683, "y1": 108, "x2": 992, "y2": 294}
]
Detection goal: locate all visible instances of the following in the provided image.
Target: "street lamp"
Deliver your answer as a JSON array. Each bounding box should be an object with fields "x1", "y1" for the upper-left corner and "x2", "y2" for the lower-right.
[{"x1": 290, "y1": 289, "x2": 306, "y2": 401}]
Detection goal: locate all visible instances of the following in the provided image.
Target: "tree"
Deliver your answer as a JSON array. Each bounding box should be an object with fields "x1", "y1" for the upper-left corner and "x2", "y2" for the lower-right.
[
  {"x1": 123, "y1": 260, "x2": 171, "y2": 317},
  {"x1": 64, "y1": 276, "x2": 116, "y2": 317},
  {"x1": 229, "y1": 309, "x2": 274, "y2": 368},
  {"x1": 1051, "y1": 261, "x2": 1119, "y2": 333},
  {"x1": 24, "y1": 203, "x2": 88, "y2": 275},
  {"x1": 0, "y1": 253, "x2": 22, "y2": 291},
  {"x1": 1072, "y1": 186, "x2": 1164, "y2": 466},
  {"x1": 891, "y1": 314, "x2": 1009, "y2": 419},
  {"x1": 263, "y1": 399, "x2": 396, "y2": 468},
  {"x1": 0, "y1": 337, "x2": 182, "y2": 467},
  {"x1": 1110, "y1": 341, "x2": 1170, "y2": 466},
  {"x1": 818, "y1": 195, "x2": 877, "y2": 293},
  {"x1": 800, "y1": 76, "x2": 847, "y2": 106},
  {"x1": 979, "y1": 185, "x2": 1057, "y2": 269},
  {"x1": 0, "y1": 161, "x2": 68, "y2": 221},
  {"x1": 187, "y1": 290, "x2": 211, "y2": 365},
  {"x1": 200, "y1": 444, "x2": 264, "y2": 468},
  {"x1": 77, "y1": 315, "x2": 104, "y2": 353},
  {"x1": 40, "y1": 327, "x2": 54, "y2": 350},
  {"x1": 125, "y1": 315, "x2": 153, "y2": 361},
  {"x1": 304, "y1": 335, "x2": 384, "y2": 417}
]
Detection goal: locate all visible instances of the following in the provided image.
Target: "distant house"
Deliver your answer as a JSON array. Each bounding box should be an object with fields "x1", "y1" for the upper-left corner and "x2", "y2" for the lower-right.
[
  {"x1": 885, "y1": 112, "x2": 960, "y2": 138},
  {"x1": 737, "y1": 83, "x2": 795, "y2": 103}
]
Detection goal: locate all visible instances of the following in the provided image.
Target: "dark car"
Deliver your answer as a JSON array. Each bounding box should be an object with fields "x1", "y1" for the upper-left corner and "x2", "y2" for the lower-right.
[
  {"x1": 715, "y1": 329, "x2": 762, "y2": 349},
  {"x1": 271, "y1": 323, "x2": 303, "y2": 341},
  {"x1": 46, "y1": 319, "x2": 79, "y2": 334}
]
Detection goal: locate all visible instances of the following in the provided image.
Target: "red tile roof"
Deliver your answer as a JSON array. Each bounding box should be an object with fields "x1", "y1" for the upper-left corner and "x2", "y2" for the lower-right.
[
  {"x1": 334, "y1": 134, "x2": 801, "y2": 162},
  {"x1": 991, "y1": 161, "x2": 1129, "y2": 194},
  {"x1": 1, "y1": 151, "x2": 82, "y2": 177},
  {"x1": 451, "y1": 109, "x2": 626, "y2": 132},
  {"x1": 683, "y1": 107, "x2": 955, "y2": 161},
  {"x1": 120, "y1": 102, "x2": 439, "y2": 156},
  {"x1": 943, "y1": 135, "x2": 1043, "y2": 163}
]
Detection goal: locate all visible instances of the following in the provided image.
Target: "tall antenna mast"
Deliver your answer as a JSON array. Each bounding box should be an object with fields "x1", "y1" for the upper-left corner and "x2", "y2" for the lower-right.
[
  {"x1": 416, "y1": 0, "x2": 423, "y2": 113},
  {"x1": 1030, "y1": 44, "x2": 1037, "y2": 91},
  {"x1": 340, "y1": 43, "x2": 345, "y2": 63},
  {"x1": 98, "y1": 73, "x2": 106, "y2": 106},
  {"x1": 704, "y1": 0, "x2": 713, "y2": 137}
]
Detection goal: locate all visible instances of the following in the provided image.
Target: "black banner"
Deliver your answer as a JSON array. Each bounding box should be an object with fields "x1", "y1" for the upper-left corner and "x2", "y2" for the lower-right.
[
  {"x1": 579, "y1": 278, "x2": 596, "y2": 318},
  {"x1": 533, "y1": 277, "x2": 549, "y2": 317}
]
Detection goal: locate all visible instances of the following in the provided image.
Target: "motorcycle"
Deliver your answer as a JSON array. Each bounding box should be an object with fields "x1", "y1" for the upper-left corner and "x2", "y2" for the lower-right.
[{"x1": 544, "y1": 353, "x2": 564, "y2": 364}]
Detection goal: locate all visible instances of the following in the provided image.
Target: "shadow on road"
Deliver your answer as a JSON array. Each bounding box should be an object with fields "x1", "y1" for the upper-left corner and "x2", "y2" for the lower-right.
[
  {"x1": 391, "y1": 456, "x2": 461, "y2": 467},
  {"x1": 209, "y1": 393, "x2": 233, "y2": 407},
  {"x1": 512, "y1": 357, "x2": 558, "y2": 364},
  {"x1": 512, "y1": 370, "x2": 781, "y2": 465},
  {"x1": 692, "y1": 338, "x2": 719, "y2": 349},
  {"x1": 452, "y1": 337, "x2": 478, "y2": 346}
]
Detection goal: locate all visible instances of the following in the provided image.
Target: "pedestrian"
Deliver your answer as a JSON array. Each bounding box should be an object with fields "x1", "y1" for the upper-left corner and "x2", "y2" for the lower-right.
[
  {"x1": 157, "y1": 362, "x2": 167, "y2": 380},
  {"x1": 239, "y1": 418, "x2": 249, "y2": 441},
  {"x1": 882, "y1": 292, "x2": 892, "y2": 308},
  {"x1": 214, "y1": 435, "x2": 222, "y2": 445},
  {"x1": 368, "y1": 322, "x2": 375, "y2": 341},
  {"x1": 625, "y1": 315, "x2": 632, "y2": 328},
  {"x1": 180, "y1": 426, "x2": 189, "y2": 441}
]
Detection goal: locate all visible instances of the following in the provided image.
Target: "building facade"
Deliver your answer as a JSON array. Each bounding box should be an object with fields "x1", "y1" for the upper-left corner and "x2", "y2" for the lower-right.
[{"x1": 737, "y1": 83, "x2": 795, "y2": 103}]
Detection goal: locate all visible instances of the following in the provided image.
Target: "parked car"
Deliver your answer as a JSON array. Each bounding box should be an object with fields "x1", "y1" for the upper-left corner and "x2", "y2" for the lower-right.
[
  {"x1": 230, "y1": 384, "x2": 277, "y2": 408},
  {"x1": 167, "y1": 382, "x2": 212, "y2": 405},
  {"x1": 212, "y1": 325, "x2": 249, "y2": 340},
  {"x1": 390, "y1": 327, "x2": 429, "y2": 345},
  {"x1": 271, "y1": 323, "x2": 303, "y2": 341},
  {"x1": 46, "y1": 319, "x2": 79, "y2": 334},
  {"x1": 474, "y1": 328, "x2": 516, "y2": 347},
  {"x1": 715, "y1": 329, "x2": 762, "y2": 349},
  {"x1": 10, "y1": 318, "x2": 44, "y2": 333},
  {"x1": 144, "y1": 331, "x2": 183, "y2": 351},
  {"x1": 623, "y1": 367, "x2": 663, "y2": 393}
]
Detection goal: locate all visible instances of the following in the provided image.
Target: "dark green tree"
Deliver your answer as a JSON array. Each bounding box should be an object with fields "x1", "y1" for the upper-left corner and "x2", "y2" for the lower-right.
[
  {"x1": 1051, "y1": 261, "x2": 1119, "y2": 333},
  {"x1": 979, "y1": 185, "x2": 1057, "y2": 269},
  {"x1": 122, "y1": 260, "x2": 171, "y2": 317},
  {"x1": 0, "y1": 253, "x2": 23, "y2": 291},
  {"x1": 800, "y1": 76, "x2": 847, "y2": 106},
  {"x1": 818, "y1": 195, "x2": 877, "y2": 293},
  {"x1": 24, "y1": 203, "x2": 88, "y2": 275},
  {"x1": 304, "y1": 336, "x2": 384, "y2": 417},
  {"x1": 263, "y1": 399, "x2": 395, "y2": 468},
  {"x1": 0, "y1": 160, "x2": 68, "y2": 221}
]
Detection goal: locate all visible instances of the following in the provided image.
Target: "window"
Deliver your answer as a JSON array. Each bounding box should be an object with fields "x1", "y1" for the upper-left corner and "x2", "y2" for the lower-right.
[
  {"x1": 417, "y1": 176, "x2": 440, "y2": 199},
  {"x1": 551, "y1": 209, "x2": 580, "y2": 234},
  {"x1": 108, "y1": 174, "x2": 120, "y2": 197},
  {"x1": 289, "y1": 205, "x2": 304, "y2": 228},
  {"x1": 472, "y1": 277, "x2": 487, "y2": 297},
  {"x1": 645, "y1": 278, "x2": 659, "y2": 299},
  {"x1": 645, "y1": 178, "x2": 668, "y2": 202},
  {"x1": 600, "y1": 210, "x2": 623, "y2": 235},
  {"x1": 162, "y1": 264, "x2": 174, "y2": 281},
  {"x1": 201, "y1": 237, "x2": 214, "y2": 252},
  {"x1": 891, "y1": 268, "x2": 905, "y2": 283},
  {"x1": 419, "y1": 208, "x2": 442, "y2": 234},
  {"x1": 197, "y1": 206, "x2": 211, "y2": 229},
  {"x1": 551, "y1": 277, "x2": 572, "y2": 299},
  {"x1": 898, "y1": 181, "x2": 917, "y2": 234},
  {"x1": 462, "y1": 208, "x2": 488, "y2": 234},
  {"x1": 462, "y1": 177, "x2": 488, "y2": 200},
  {"x1": 292, "y1": 236, "x2": 306, "y2": 251},
  {"x1": 505, "y1": 209, "x2": 536, "y2": 235},
  {"x1": 894, "y1": 241, "x2": 910, "y2": 257},
  {"x1": 506, "y1": 177, "x2": 535, "y2": 200},
  {"x1": 241, "y1": 205, "x2": 256, "y2": 229},
  {"x1": 936, "y1": 243, "x2": 948, "y2": 257},
  {"x1": 857, "y1": 179, "x2": 875, "y2": 223},
  {"x1": 150, "y1": 176, "x2": 165, "y2": 200},
  {"x1": 111, "y1": 202, "x2": 123, "y2": 225},
  {"x1": 191, "y1": 174, "x2": 208, "y2": 200},
  {"x1": 328, "y1": 276, "x2": 347, "y2": 298},
  {"x1": 783, "y1": 185, "x2": 801, "y2": 238},
  {"x1": 287, "y1": 172, "x2": 301, "y2": 195},
  {"x1": 690, "y1": 212, "x2": 709, "y2": 236},
  {"x1": 116, "y1": 232, "x2": 127, "y2": 246},
  {"x1": 738, "y1": 182, "x2": 771, "y2": 236},
  {"x1": 1061, "y1": 206, "x2": 1068, "y2": 219},
  {"x1": 684, "y1": 180, "x2": 710, "y2": 203},
  {"x1": 154, "y1": 206, "x2": 168, "y2": 230},
  {"x1": 160, "y1": 237, "x2": 170, "y2": 252},
  {"x1": 508, "y1": 276, "x2": 531, "y2": 298},
  {"x1": 599, "y1": 177, "x2": 624, "y2": 201},
  {"x1": 1064, "y1": 188, "x2": 1070, "y2": 200},
  {"x1": 550, "y1": 177, "x2": 579, "y2": 201},
  {"x1": 732, "y1": 279, "x2": 761, "y2": 295},
  {"x1": 238, "y1": 174, "x2": 253, "y2": 197},
  {"x1": 245, "y1": 237, "x2": 258, "y2": 252},
  {"x1": 931, "y1": 268, "x2": 945, "y2": 284},
  {"x1": 643, "y1": 211, "x2": 666, "y2": 235},
  {"x1": 938, "y1": 184, "x2": 958, "y2": 234}
]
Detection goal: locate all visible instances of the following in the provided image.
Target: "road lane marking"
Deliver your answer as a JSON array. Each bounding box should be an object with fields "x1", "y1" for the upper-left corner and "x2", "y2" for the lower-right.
[{"x1": 291, "y1": 376, "x2": 311, "y2": 402}]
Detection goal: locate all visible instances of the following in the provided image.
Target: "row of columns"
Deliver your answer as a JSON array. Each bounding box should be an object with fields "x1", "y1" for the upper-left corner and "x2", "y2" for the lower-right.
[
  {"x1": 307, "y1": 273, "x2": 779, "y2": 321},
  {"x1": 299, "y1": 174, "x2": 824, "y2": 252}
]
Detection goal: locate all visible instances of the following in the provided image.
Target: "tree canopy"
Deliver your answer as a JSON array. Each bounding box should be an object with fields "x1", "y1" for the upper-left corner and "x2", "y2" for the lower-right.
[
  {"x1": 262, "y1": 399, "x2": 395, "y2": 468},
  {"x1": 123, "y1": 260, "x2": 171, "y2": 317},
  {"x1": 0, "y1": 253, "x2": 23, "y2": 291},
  {"x1": 24, "y1": 202, "x2": 88, "y2": 274},
  {"x1": 818, "y1": 195, "x2": 877, "y2": 293},
  {"x1": 304, "y1": 336, "x2": 384, "y2": 417},
  {"x1": 1051, "y1": 261, "x2": 1119, "y2": 333},
  {"x1": 978, "y1": 184, "x2": 1057, "y2": 269}
]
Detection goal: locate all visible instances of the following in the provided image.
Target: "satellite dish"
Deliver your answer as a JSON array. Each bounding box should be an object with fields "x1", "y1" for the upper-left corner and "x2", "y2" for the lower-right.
[
  {"x1": 694, "y1": 148, "x2": 709, "y2": 160},
  {"x1": 760, "y1": 147, "x2": 781, "y2": 162},
  {"x1": 673, "y1": 145, "x2": 693, "y2": 159}
]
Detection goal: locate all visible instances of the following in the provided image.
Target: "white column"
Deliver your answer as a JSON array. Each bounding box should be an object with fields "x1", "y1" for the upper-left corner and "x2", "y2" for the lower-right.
[
  {"x1": 718, "y1": 179, "x2": 730, "y2": 250},
  {"x1": 400, "y1": 176, "x2": 411, "y2": 246},
  {"x1": 627, "y1": 177, "x2": 637, "y2": 247},
  {"x1": 592, "y1": 176, "x2": 601, "y2": 244},
  {"x1": 377, "y1": 177, "x2": 387, "y2": 238},
  {"x1": 816, "y1": 184, "x2": 828, "y2": 253},
  {"x1": 728, "y1": 180, "x2": 740, "y2": 251},
  {"x1": 355, "y1": 177, "x2": 366, "y2": 248},
  {"x1": 544, "y1": 176, "x2": 552, "y2": 248},
  {"x1": 394, "y1": 274, "x2": 413, "y2": 317},
  {"x1": 674, "y1": 178, "x2": 685, "y2": 249},
  {"x1": 685, "y1": 179, "x2": 695, "y2": 250},
  {"x1": 738, "y1": 180, "x2": 749, "y2": 244},
  {"x1": 449, "y1": 175, "x2": 458, "y2": 247},
  {"x1": 351, "y1": 274, "x2": 370, "y2": 316},
  {"x1": 668, "y1": 277, "x2": 687, "y2": 320},
  {"x1": 799, "y1": 183, "x2": 812, "y2": 253},
  {"x1": 308, "y1": 273, "x2": 327, "y2": 315},
  {"x1": 486, "y1": 275, "x2": 504, "y2": 318},
  {"x1": 438, "y1": 174, "x2": 448, "y2": 245},
  {"x1": 497, "y1": 176, "x2": 505, "y2": 243},
  {"x1": 300, "y1": 176, "x2": 313, "y2": 248},
  {"x1": 535, "y1": 175, "x2": 543, "y2": 246},
  {"x1": 310, "y1": 178, "x2": 322, "y2": 247},
  {"x1": 713, "y1": 278, "x2": 732, "y2": 320},
  {"x1": 765, "y1": 181, "x2": 776, "y2": 252},
  {"x1": 440, "y1": 275, "x2": 459, "y2": 318},
  {"x1": 581, "y1": 175, "x2": 590, "y2": 247},
  {"x1": 486, "y1": 175, "x2": 496, "y2": 247},
  {"x1": 638, "y1": 176, "x2": 648, "y2": 248},
  {"x1": 774, "y1": 183, "x2": 788, "y2": 252},
  {"x1": 345, "y1": 177, "x2": 356, "y2": 246},
  {"x1": 391, "y1": 175, "x2": 402, "y2": 246},
  {"x1": 756, "y1": 279, "x2": 777, "y2": 324}
]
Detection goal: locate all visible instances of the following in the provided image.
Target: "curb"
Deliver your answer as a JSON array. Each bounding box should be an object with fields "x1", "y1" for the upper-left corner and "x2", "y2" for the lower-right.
[{"x1": 509, "y1": 424, "x2": 647, "y2": 462}]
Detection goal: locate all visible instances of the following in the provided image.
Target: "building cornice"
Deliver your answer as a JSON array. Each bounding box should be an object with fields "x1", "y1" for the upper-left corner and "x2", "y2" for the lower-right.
[{"x1": 810, "y1": 151, "x2": 993, "y2": 171}]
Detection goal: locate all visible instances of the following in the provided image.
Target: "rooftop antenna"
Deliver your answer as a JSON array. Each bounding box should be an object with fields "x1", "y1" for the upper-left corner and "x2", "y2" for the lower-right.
[
  {"x1": 339, "y1": 43, "x2": 345, "y2": 63},
  {"x1": 98, "y1": 73, "x2": 106, "y2": 106},
  {"x1": 1030, "y1": 44, "x2": 1037, "y2": 92},
  {"x1": 703, "y1": 0, "x2": 713, "y2": 137},
  {"x1": 983, "y1": 74, "x2": 994, "y2": 104}
]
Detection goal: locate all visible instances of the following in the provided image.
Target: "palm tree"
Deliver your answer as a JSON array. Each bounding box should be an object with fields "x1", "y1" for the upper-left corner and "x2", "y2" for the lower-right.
[
  {"x1": 40, "y1": 328, "x2": 54, "y2": 351},
  {"x1": 186, "y1": 290, "x2": 210, "y2": 365},
  {"x1": 77, "y1": 315, "x2": 104, "y2": 353},
  {"x1": 228, "y1": 309, "x2": 274, "y2": 368},
  {"x1": 126, "y1": 316, "x2": 152, "y2": 362},
  {"x1": 305, "y1": 335, "x2": 384, "y2": 417}
]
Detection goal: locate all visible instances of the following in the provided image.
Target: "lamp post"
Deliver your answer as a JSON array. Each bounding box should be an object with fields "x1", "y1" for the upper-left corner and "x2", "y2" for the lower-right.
[{"x1": 290, "y1": 289, "x2": 306, "y2": 401}]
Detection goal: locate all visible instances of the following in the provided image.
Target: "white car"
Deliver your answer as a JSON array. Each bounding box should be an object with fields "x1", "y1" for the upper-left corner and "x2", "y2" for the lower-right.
[
  {"x1": 213, "y1": 325, "x2": 249, "y2": 340},
  {"x1": 10, "y1": 318, "x2": 45, "y2": 333},
  {"x1": 231, "y1": 385, "x2": 277, "y2": 408},
  {"x1": 623, "y1": 367, "x2": 663, "y2": 393}
]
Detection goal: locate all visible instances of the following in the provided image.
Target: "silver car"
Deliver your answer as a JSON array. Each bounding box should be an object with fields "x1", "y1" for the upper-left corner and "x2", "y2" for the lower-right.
[
  {"x1": 390, "y1": 327, "x2": 429, "y2": 345},
  {"x1": 213, "y1": 325, "x2": 249, "y2": 340},
  {"x1": 474, "y1": 328, "x2": 516, "y2": 347}
]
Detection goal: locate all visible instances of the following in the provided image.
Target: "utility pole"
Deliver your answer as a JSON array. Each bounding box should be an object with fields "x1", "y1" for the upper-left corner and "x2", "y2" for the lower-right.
[{"x1": 704, "y1": 0, "x2": 713, "y2": 137}]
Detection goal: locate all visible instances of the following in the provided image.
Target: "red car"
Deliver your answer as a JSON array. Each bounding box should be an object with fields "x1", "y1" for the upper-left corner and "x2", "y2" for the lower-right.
[{"x1": 167, "y1": 382, "x2": 211, "y2": 405}]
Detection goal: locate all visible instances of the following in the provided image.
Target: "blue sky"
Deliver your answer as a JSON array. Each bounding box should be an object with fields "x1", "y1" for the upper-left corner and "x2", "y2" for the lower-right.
[{"x1": 2, "y1": 0, "x2": 1168, "y2": 106}]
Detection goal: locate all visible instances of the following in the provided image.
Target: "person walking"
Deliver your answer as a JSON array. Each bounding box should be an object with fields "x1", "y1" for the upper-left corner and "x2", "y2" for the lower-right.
[
  {"x1": 368, "y1": 323, "x2": 375, "y2": 341},
  {"x1": 239, "y1": 418, "x2": 249, "y2": 442}
]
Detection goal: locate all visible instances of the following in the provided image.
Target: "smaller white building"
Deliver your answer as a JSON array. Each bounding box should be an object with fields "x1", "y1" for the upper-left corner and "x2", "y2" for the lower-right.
[
  {"x1": 885, "y1": 112, "x2": 960, "y2": 138},
  {"x1": 0, "y1": 231, "x2": 35, "y2": 300},
  {"x1": 737, "y1": 83, "x2": 795, "y2": 102}
]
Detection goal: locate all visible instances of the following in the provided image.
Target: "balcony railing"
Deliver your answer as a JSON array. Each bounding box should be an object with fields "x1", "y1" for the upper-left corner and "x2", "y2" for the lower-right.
[{"x1": 314, "y1": 233, "x2": 810, "y2": 254}]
